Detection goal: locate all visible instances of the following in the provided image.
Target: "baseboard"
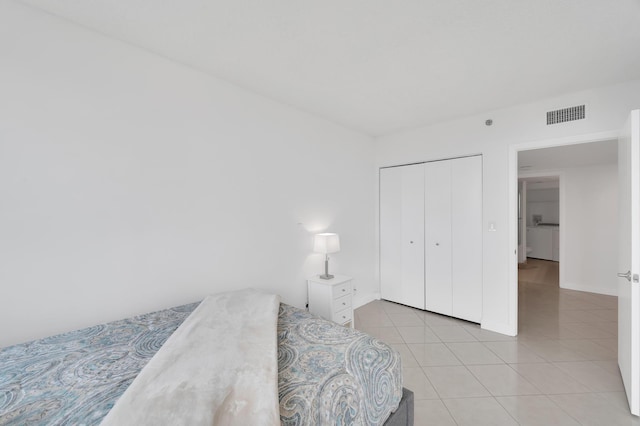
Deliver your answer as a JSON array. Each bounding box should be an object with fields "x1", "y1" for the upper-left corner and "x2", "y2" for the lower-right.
[
  {"x1": 560, "y1": 281, "x2": 618, "y2": 297},
  {"x1": 353, "y1": 292, "x2": 380, "y2": 309},
  {"x1": 481, "y1": 320, "x2": 517, "y2": 337}
]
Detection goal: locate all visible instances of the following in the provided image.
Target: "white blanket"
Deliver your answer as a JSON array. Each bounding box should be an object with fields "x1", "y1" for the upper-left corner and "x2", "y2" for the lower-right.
[{"x1": 100, "y1": 289, "x2": 281, "y2": 426}]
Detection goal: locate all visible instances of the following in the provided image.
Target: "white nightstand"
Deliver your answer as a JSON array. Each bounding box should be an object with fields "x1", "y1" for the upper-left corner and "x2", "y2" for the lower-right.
[{"x1": 307, "y1": 275, "x2": 354, "y2": 328}]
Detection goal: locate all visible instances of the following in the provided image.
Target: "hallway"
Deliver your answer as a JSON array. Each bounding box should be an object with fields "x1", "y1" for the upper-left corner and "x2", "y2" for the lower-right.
[{"x1": 355, "y1": 259, "x2": 636, "y2": 425}]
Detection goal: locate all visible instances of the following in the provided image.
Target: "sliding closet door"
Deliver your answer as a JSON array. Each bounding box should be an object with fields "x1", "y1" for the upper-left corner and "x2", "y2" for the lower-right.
[
  {"x1": 424, "y1": 160, "x2": 453, "y2": 316},
  {"x1": 380, "y1": 164, "x2": 425, "y2": 310},
  {"x1": 451, "y1": 156, "x2": 483, "y2": 322}
]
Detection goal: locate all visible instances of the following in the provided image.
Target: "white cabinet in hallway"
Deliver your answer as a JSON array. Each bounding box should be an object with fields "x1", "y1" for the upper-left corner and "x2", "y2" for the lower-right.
[
  {"x1": 526, "y1": 226, "x2": 559, "y2": 261},
  {"x1": 380, "y1": 155, "x2": 483, "y2": 323}
]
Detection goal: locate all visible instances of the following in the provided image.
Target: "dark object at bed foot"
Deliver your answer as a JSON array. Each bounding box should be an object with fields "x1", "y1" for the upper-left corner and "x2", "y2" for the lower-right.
[{"x1": 384, "y1": 388, "x2": 414, "y2": 426}]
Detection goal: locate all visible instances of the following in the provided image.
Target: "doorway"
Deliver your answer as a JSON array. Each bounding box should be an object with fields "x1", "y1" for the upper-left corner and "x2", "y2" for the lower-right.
[{"x1": 508, "y1": 131, "x2": 620, "y2": 335}]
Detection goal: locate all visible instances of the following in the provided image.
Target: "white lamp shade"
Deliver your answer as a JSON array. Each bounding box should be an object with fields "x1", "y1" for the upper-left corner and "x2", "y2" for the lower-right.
[{"x1": 313, "y1": 233, "x2": 340, "y2": 254}]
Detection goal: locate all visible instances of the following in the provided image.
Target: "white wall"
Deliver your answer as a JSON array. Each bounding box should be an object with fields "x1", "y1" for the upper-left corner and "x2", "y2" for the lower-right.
[
  {"x1": 0, "y1": 1, "x2": 376, "y2": 347},
  {"x1": 562, "y1": 164, "x2": 618, "y2": 296},
  {"x1": 376, "y1": 79, "x2": 640, "y2": 335}
]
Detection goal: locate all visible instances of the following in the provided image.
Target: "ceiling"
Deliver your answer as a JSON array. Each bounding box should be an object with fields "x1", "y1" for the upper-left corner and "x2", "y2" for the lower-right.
[
  {"x1": 518, "y1": 139, "x2": 618, "y2": 172},
  {"x1": 20, "y1": 0, "x2": 640, "y2": 136}
]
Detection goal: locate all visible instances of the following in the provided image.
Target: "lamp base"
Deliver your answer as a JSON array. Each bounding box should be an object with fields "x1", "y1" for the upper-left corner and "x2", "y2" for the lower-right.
[{"x1": 319, "y1": 273, "x2": 334, "y2": 280}]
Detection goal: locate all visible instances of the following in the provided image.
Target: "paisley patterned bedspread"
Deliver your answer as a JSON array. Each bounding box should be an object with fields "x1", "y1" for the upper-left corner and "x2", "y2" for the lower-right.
[
  {"x1": 0, "y1": 303, "x2": 199, "y2": 425},
  {"x1": 0, "y1": 302, "x2": 402, "y2": 425},
  {"x1": 278, "y1": 304, "x2": 402, "y2": 425}
]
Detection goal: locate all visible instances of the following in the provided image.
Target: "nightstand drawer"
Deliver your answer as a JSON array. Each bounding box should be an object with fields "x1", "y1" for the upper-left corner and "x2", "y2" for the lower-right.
[
  {"x1": 333, "y1": 281, "x2": 352, "y2": 299},
  {"x1": 333, "y1": 294, "x2": 351, "y2": 313},
  {"x1": 307, "y1": 274, "x2": 354, "y2": 329},
  {"x1": 333, "y1": 307, "x2": 352, "y2": 325}
]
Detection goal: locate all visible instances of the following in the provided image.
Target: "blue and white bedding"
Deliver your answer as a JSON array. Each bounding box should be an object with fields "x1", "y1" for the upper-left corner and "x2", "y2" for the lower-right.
[
  {"x1": 278, "y1": 304, "x2": 402, "y2": 425},
  {"x1": 0, "y1": 303, "x2": 197, "y2": 425},
  {"x1": 0, "y1": 293, "x2": 402, "y2": 425}
]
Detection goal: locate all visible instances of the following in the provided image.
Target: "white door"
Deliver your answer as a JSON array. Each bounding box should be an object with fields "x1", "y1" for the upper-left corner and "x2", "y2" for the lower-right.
[
  {"x1": 425, "y1": 160, "x2": 453, "y2": 316},
  {"x1": 380, "y1": 164, "x2": 425, "y2": 309},
  {"x1": 619, "y1": 109, "x2": 640, "y2": 415},
  {"x1": 451, "y1": 156, "x2": 483, "y2": 323}
]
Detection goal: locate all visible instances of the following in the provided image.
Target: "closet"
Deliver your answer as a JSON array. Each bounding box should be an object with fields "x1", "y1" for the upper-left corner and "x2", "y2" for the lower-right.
[{"x1": 380, "y1": 155, "x2": 482, "y2": 323}]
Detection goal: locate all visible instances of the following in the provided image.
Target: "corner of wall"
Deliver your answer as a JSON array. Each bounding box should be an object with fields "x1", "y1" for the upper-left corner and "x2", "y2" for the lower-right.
[
  {"x1": 353, "y1": 292, "x2": 380, "y2": 310},
  {"x1": 481, "y1": 319, "x2": 518, "y2": 337}
]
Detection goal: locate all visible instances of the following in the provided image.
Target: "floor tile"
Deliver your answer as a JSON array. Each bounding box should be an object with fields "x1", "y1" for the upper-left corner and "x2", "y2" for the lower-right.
[
  {"x1": 561, "y1": 321, "x2": 616, "y2": 339},
  {"x1": 372, "y1": 326, "x2": 404, "y2": 344},
  {"x1": 430, "y1": 325, "x2": 477, "y2": 342},
  {"x1": 413, "y1": 399, "x2": 456, "y2": 426},
  {"x1": 355, "y1": 312, "x2": 394, "y2": 327},
  {"x1": 557, "y1": 309, "x2": 593, "y2": 323},
  {"x1": 355, "y1": 258, "x2": 632, "y2": 422},
  {"x1": 463, "y1": 325, "x2": 517, "y2": 342},
  {"x1": 589, "y1": 309, "x2": 617, "y2": 322},
  {"x1": 522, "y1": 339, "x2": 587, "y2": 362},
  {"x1": 596, "y1": 391, "x2": 640, "y2": 421},
  {"x1": 549, "y1": 393, "x2": 640, "y2": 426},
  {"x1": 467, "y1": 364, "x2": 540, "y2": 396},
  {"x1": 396, "y1": 326, "x2": 440, "y2": 344},
  {"x1": 592, "y1": 360, "x2": 620, "y2": 375},
  {"x1": 483, "y1": 341, "x2": 545, "y2": 364},
  {"x1": 554, "y1": 361, "x2": 624, "y2": 392},
  {"x1": 407, "y1": 343, "x2": 461, "y2": 366},
  {"x1": 446, "y1": 342, "x2": 504, "y2": 365},
  {"x1": 387, "y1": 312, "x2": 425, "y2": 327},
  {"x1": 592, "y1": 338, "x2": 618, "y2": 352},
  {"x1": 594, "y1": 321, "x2": 618, "y2": 336},
  {"x1": 559, "y1": 339, "x2": 617, "y2": 361},
  {"x1": 509, "y1": 363, "x2": 590, "y2": 394},
  {"x1": 496, "y1": 395, "x2": 580, "y2": 426},
  {"x1": 388, "y1": 343, "x2": 419, "y2": 368},
  {"x1": 422, "y1": 366, "x2": 490, "y2": 398},
  {"x1": 443, "y1": 397, "x2": 518, "y2": 425},
  {"x1": 401, "y1": 367, "x2": 439, "y2": 400}
]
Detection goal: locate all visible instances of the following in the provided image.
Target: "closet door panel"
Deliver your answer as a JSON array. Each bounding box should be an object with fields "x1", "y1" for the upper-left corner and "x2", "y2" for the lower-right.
[
  {"x1": 424, "y1": 160, "x2": 452, "y2": 316},
  {"x1": 451, "y1": 156, "x2": 483, "y2": 322},
  {"x1": 380, "y1": 165, "x2": 425, "y2": 309}
]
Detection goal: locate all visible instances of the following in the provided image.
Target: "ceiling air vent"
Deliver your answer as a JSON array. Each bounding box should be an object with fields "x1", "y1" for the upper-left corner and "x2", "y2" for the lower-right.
[{"x1": 546, "y1": 105, "x2": 585, "y2": 125}]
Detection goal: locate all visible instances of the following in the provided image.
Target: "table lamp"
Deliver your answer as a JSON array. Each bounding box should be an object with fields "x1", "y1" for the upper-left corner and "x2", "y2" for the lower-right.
[{"x1": 313, "y1": 233, "x2": 340, "y2": 279}]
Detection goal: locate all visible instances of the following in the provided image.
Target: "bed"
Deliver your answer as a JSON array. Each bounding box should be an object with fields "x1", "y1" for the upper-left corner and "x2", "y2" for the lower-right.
[{"x1": 0, "y1": 289, "x2": 413, "y2": 425}]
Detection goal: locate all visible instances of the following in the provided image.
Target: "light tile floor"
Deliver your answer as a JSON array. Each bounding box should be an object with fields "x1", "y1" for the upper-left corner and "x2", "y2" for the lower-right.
[{"x1": 355, "y1": 259, "x2": 639, "y2": 425}]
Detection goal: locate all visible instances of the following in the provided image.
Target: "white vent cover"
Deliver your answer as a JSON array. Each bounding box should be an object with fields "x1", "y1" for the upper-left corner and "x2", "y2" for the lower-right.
[{"x1": 547, "y1": 105, "x2": 585, "y2": 125}]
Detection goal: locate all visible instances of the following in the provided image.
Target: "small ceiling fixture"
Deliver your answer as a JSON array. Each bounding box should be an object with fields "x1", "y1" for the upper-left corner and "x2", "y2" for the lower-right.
[{"x1": 485, "y1": 119, "x2": 493, "y2": 126}]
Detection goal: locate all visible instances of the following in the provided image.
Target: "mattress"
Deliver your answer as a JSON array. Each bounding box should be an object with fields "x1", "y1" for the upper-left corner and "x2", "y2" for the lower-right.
[{"x1": 0, "y1": 301, "x2": 402, "y2": 425}]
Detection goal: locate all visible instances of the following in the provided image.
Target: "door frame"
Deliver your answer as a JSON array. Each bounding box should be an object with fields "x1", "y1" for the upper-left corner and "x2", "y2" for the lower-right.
[{"x1": 507, "y1": 130, "x2": 619, "y2": 335}]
